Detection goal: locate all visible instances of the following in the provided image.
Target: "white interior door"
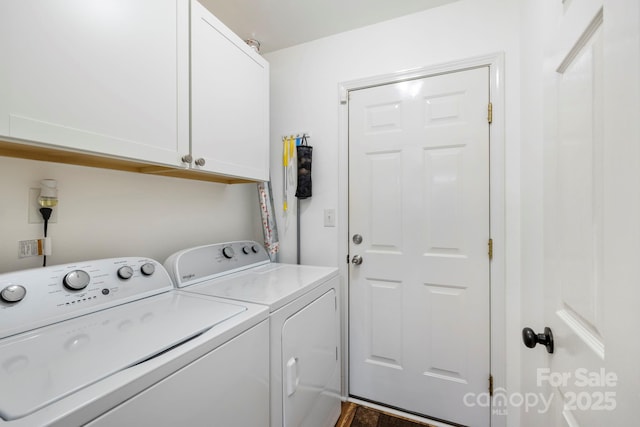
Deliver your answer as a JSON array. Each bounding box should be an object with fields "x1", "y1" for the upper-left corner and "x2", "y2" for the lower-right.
[
  {"x1": 538, "y1": 1, "x2": 637, "y2": 425},
  {"x1": 348, "y1": 67, "x2": 491, "y2": 426}
]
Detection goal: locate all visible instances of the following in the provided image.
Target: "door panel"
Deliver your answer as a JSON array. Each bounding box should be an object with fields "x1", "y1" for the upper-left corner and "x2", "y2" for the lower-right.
[
  {"x1": 369, "y1": 153, "x2": 403, "y2": 247},
  {"x1": 368, "y1": 280, "x2": 403, "y2": 367},
  {"x1": 424, "y1": 146, "x2": 466, "y2": 253},
  {"x1": 555, "y1": 23, "x2": 604, "y2": 349},
  {"x1": 349, "y1": 67, "x2": 491, "y2": 426},
  {"x1": 543, "y1": 4, "x2": 606, "y2": 426}
]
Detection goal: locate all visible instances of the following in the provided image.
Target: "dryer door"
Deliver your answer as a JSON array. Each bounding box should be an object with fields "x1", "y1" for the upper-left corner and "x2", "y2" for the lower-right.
[{"x1": 282, "y1": 289, "x2": 340, "y2": 427}]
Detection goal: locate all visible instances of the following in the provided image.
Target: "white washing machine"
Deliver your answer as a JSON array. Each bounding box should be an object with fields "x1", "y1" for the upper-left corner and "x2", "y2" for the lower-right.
[
  {"x1": 0, "y1": 256, "x2": 269, "y2": 427},
  {"x1": 164, "y1": 241, "x2": 342, "y2": 427}
]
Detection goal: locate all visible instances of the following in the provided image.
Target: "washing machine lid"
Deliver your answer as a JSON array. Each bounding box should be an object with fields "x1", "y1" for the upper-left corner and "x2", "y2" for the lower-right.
[
  {"x1": 183, "y1": 263, "x2": 338, "y2": 312},
  {"x1": 0, "y1": 292, "x2": 246, "y2": 421}
]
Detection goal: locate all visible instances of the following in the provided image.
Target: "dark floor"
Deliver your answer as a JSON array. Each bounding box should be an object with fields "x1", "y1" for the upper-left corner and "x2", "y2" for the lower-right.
[{"x1": 336, "y1": 403, "x2": 434, "y2": 427}]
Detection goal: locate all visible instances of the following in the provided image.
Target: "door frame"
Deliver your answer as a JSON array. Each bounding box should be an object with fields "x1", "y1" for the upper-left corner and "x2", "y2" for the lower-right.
[{"x1": 337, "y1": 52, "x2": 506, "y2": 427}]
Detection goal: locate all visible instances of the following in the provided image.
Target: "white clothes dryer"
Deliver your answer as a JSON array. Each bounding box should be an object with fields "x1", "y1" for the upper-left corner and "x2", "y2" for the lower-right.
[
  {"x1": 0, "y1": 257, "x2": 269, "y2": 427},
  {"x1": 165, "y1": 241, "x2": 342, "y2": 427}
]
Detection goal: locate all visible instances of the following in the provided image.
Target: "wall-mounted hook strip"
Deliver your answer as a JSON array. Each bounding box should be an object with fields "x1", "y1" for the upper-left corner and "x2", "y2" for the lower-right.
[{"x1": 282, "y1": 132, "x2": 311, "y2": 142}]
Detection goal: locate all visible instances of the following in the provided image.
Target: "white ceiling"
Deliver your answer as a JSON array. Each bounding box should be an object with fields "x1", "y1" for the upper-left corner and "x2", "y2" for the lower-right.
[{"x1": 199, "y1": 0, "x2": 461, "y2": 53}]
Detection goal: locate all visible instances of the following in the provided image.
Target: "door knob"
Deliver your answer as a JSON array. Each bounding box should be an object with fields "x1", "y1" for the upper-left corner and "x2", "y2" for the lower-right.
[
  {"x1": 351, "y1": 255, "x2": 363, "y2": 265},
  {"x1": 522, "y1": 326, "x2": 554, "y2": 354}
]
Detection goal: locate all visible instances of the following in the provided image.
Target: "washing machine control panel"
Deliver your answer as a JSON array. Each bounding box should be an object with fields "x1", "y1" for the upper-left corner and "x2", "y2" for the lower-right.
[
  {"x1": 165, "y1": 240, "x2": 270, "y2": 288},
  {"x1": 0, "y1": 257, "x2": 173, "y2": 339}
]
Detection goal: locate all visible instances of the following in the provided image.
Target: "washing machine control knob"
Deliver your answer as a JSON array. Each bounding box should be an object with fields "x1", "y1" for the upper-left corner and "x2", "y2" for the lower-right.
[
  {"x1": 1, "y1": 284, "x2": 27, "y2": 303},
  {"x1": 140, "y1": 263, "x2": 155, "y2": 276},
  {"x1": 117, "y1": 266, "x2": 134, "y2": 280},
  {"x1": 64, "y1": 270, "x2": 91, "y2": 291},
  {"x1": 242, "y1": 246, "x2": 250, "y2": 255},
  {"x1": 251, "y1": 244, "x2": 260, "y2": 254},
  {"x1": 222, "y1": 246, "x2": 235, "y2": 259}
]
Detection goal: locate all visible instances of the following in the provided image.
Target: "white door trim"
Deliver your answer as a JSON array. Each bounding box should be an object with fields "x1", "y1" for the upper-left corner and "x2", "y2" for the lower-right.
[{"x1": 337, "y1": 52, "x2": 506, "y2": 427}]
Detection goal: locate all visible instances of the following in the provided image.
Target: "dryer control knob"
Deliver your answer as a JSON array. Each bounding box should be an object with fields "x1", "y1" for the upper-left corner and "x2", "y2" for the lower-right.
[
  {"x1": 140, "y1": 263, "x2": 155, "y2": 276},
  {"x1": 222, "y1": 246, "x2": 235, "y2": 259},
  {"x1": 117, "y1": 266, "x2": 134, "y2": 280},
  {"x1": 64, "y1": 270, "x2": 91, "y2": 291},
  {"x1": 1, "y1": 284, "x2": 27, "y2": 303},
  {"x1": 242, "y1": 246, "x2": 250, "y2": 255},
  {"x1": 251, "y1": 244, "x2": 260, "y2": 254}
]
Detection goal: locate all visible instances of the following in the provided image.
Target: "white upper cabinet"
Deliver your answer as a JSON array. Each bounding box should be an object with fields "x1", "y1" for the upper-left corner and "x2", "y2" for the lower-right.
[
  {"x1": 0, "y1": 0, "x2": 190, "y2": 167},
  {"x1": 0, "y1": 0, "x2": 270, "y2": 182},
  {"x1": 190, "y1": 0, "x2": 270, "y2": 181}
]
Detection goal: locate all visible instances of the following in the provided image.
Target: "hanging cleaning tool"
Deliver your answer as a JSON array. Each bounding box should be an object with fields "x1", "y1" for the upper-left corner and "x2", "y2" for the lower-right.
[
  {"x1": 283, "y1": 136, "x2": 290, "y2": 211},
  {"x1": 283, "y1": 135, "x2": 296, "y2": 212}
]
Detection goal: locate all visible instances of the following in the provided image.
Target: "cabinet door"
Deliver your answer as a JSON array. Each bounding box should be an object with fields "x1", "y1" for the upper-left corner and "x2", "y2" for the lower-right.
[
  {"x1": 0, "y1": 0, "x2": 189, "y2": 166},
  {"x1": 191, "y1": 0, "x2": 269, "y2": 181}
]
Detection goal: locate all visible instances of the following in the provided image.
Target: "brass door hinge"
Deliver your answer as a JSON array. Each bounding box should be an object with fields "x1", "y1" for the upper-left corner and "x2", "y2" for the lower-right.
[
  {"x1": 489, "y1": 374, "x2": 494, "y2": 396},
  {"x1": 488, "y1": 238, "x2": 493, "y2": 260},
  {"x1": 488, "y1": 102, "x2": 493, "y2": 124}
]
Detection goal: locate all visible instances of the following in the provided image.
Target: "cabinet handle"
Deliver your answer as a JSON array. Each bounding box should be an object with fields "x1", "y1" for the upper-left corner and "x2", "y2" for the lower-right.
[
  {"x1": 195, "y1": 158, "x2": 206, "y2": 167},
  {"x1": 181, "y1": 154, "x2": 193, "y2": 164}
]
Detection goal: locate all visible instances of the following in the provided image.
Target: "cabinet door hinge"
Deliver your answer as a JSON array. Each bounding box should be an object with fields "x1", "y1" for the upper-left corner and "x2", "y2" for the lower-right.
[
  {"x1": 488, "y1": 238, "x2": 493, "y2": 260},
  {"x1": 489, "y1": 374, "x2": 494, "y2": 396},
  {"x1": 488, "y1": 102, "x2": 493, "y2": 124}
]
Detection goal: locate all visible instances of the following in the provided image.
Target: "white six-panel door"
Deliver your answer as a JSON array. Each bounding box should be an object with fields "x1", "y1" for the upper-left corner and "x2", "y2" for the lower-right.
[{"x1": 348, "y1": 67, "x2": 491, "y2": 426}]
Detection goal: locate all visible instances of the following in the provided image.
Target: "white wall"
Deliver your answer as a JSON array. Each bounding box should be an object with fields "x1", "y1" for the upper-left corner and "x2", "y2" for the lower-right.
[
  {"x1": 0, "y1": 156, "x2": 263, "y2": 273},
  {"x1": 266, "y1": 0, "x2": 522, "y2": 425}
]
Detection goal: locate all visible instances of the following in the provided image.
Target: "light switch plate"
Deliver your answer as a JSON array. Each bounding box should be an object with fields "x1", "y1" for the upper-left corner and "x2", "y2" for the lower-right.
[{"x1": 324, "y1": 208, "x2": 336, "y2": 227}]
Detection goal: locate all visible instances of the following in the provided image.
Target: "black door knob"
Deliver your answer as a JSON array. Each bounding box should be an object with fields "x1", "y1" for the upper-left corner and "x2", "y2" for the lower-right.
[{"x1": 522, "y1": 326, "x2": 554, "y2": 354}]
